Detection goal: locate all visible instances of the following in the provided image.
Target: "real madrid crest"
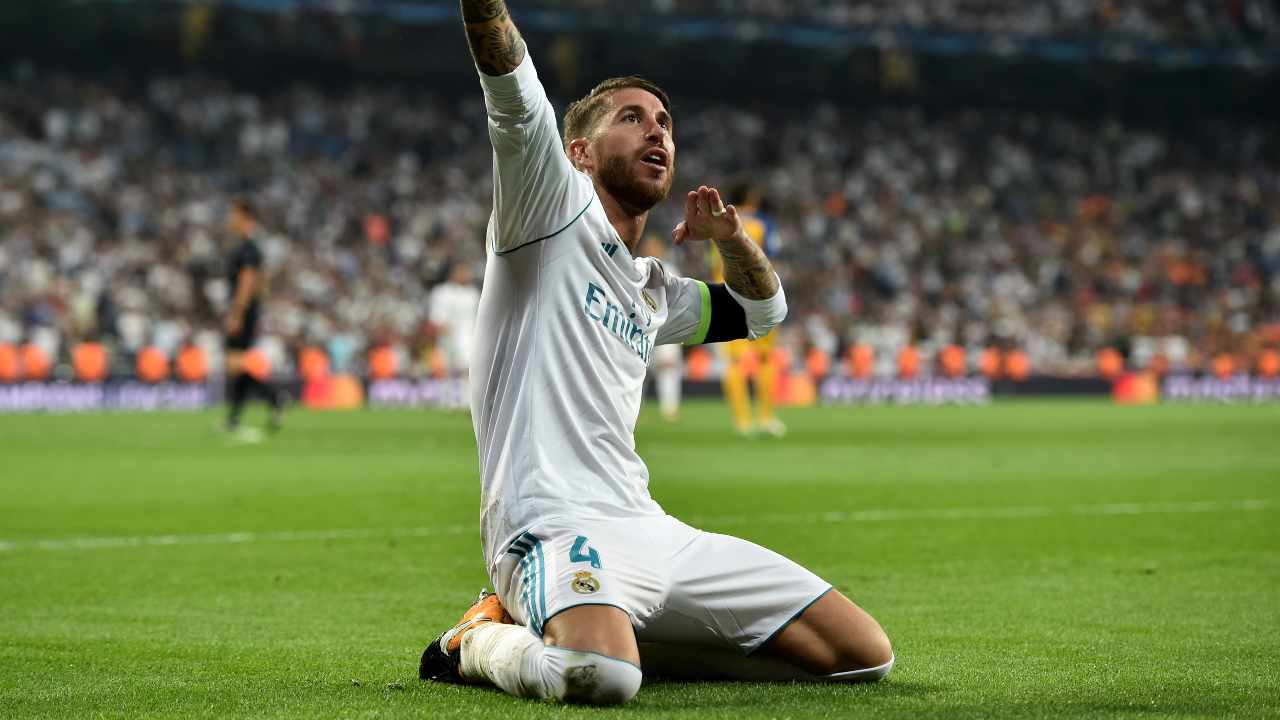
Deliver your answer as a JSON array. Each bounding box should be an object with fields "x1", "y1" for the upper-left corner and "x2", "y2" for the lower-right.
[{"x1": 571, "y1": 571, "x2": 600, "y2": 594}]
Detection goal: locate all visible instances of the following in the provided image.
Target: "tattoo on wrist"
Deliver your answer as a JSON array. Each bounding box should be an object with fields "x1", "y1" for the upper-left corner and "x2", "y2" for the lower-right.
[
  {"x1": 715, "y1": 236, "x2": 779, "y2": 300},
  {"x1": 461, "y1": 0, "x2": 506, "y2": 23},
  {"x1": 467, "y1": 24, "x2": 526, "y2": 75},
  {"x1": 461, "y1": 0, "x2": 526, "y2": 75}
]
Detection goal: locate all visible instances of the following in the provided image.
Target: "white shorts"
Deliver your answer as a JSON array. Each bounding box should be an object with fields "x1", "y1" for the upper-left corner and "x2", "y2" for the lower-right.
[
  {"x1": 441, "y1": 337, "x2": 470, "y2": 374},
  {"x1": 490, "y1": 514, "x2": 831, "y2": 654}
]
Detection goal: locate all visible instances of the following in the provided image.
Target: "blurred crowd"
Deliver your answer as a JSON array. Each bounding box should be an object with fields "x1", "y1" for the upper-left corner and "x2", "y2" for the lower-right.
[
  {"x1": 0, "y1": 59, "x2": 1277, "y2": 379},
  {"x1": 542, "y1": 0, "x2": 1280, "y2": 46}
]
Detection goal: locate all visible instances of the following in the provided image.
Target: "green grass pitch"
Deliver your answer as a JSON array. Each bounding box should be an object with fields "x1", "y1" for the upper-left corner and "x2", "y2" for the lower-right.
[{"x1": 1, "y1": 400, "x2": 1277, "y2": 719}]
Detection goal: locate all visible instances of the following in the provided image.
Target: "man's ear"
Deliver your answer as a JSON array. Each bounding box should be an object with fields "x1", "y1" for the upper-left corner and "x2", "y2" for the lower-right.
[{"x1": 568, "y1": 137, "x2": 592, "y2": 172}]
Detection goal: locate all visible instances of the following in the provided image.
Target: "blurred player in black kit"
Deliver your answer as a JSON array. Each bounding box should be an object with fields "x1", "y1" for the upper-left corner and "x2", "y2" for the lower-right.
[{"x1": 224, "y1": 198, "x2": 283, "y2": 433}]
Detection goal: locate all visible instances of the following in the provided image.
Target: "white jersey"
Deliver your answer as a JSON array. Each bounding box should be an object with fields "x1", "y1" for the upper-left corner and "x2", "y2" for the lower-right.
[
  {"x1": 429, "y1": 281, "x2": 481, "y2": 371},
  {"x1": 471, "y1": 55, "x2": 714, "y2": 569}
]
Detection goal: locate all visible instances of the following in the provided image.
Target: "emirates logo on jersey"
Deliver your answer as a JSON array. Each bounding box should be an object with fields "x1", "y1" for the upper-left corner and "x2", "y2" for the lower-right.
[{"x1": 582, "y1": 282, "x2": 654, "y2": 364}]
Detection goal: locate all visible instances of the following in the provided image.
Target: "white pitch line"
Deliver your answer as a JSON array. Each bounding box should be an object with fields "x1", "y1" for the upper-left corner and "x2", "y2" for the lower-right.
[
  {"x1": 2, "y1": 523, "x2": 476, "y2": 553},
  {"x1": 0, "y1": 499, "x2": 1270, "y2": 554},
  {"x1": 689, "y1": 498, "x2": 1271, "y2": 528}
]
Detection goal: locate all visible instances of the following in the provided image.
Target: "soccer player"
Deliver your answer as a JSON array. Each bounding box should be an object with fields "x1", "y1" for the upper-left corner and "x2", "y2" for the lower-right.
[
  {"x1": 418, "y1": 1, "x2": 893, "y2": 705},
  {"x1": 710, "y1": 187, "x2": 786, "y2": 437},
  {"x1": 428, "y1": 262, "x2": 482, "y2": 408},
  {"x1": 223, "y1": 198, "x2": 283, "y2": 433}
]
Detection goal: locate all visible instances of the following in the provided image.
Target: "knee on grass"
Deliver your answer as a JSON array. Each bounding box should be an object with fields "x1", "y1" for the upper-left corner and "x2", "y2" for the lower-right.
[
  {"x1": 542, "y1": 646, "x2": 642, "y2": 705},
  {"x1": 818, "y1": 630, "x2": 895, "y2": 682}
]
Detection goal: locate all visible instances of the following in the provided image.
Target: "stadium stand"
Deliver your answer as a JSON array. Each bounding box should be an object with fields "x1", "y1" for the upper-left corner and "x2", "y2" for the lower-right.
[
  {"x1": 531, "y1": 0, "x2": 1280, "y2": 46},
  {"x1": 0, "y1": 3, "x2": 1276, "y2": 383}
]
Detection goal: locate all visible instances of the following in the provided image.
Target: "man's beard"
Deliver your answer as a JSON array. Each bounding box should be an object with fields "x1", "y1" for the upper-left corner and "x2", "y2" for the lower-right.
[{"x1": 597, "y1": 151, "x2": 673, "y2": 213}]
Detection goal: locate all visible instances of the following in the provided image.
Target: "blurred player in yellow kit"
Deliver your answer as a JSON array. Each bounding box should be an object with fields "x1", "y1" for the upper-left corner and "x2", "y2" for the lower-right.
[{"x1": 710, "y1": 187, "x2": 785, "y2": 437}]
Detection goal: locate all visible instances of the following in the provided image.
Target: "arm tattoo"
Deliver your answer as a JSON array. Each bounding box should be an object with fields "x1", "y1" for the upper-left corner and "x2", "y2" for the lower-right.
[
  {"x1": 714, "y1": 234, "x2": 780, "y2": 300},
  {"x1": 460, "y1": 0, "x2": 527, "y2": 75},
  {"x1": 461, "y1": 0, "x2": 505, "y2": 23}
]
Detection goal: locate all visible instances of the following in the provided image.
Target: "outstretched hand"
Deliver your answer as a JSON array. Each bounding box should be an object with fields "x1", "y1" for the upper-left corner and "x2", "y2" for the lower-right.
[{"x1": 672, "y1": 186, "x2": 744, "y2": 246}]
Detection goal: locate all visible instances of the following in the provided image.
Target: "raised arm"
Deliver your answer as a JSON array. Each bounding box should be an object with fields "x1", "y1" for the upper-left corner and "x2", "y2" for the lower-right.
[
  {"x1": 466, "y1": 1, "x2": 592, "y2": 254},
  {"x1": 461, "y1": 0, "x2": 527, "y2": 76}
]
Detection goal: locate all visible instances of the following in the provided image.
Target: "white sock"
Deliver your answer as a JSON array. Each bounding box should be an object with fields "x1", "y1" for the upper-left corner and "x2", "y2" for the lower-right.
[
  {"x1": 461, "y1": 624, "x2": 642, "y2": 704},
  {"x1": 460, "y1": 624, "x2": 540, "y2": 693},
  {"x1": 821, "y1": 654, "x2": 895, "y2": 683},
  {"x1": 657, "y1": 366, "x2": 681, "y2": 417}
]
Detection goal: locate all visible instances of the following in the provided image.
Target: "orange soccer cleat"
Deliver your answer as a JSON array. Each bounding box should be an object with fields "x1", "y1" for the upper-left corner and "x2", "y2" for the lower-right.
[{"x1": 419, "y1": 590, "x2": 515, "y2": 683}]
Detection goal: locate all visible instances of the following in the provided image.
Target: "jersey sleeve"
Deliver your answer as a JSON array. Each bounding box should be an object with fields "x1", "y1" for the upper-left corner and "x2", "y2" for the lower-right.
[
  {"x1": 236, "y1": 241, "x2": 263, "y2": 270},
  {"x1": 477, "y1": 54, "x2": 593, "y2": 255},
  {"x1": 655, "y1": 261, "x2": 749, "y2": 346},
  {"x1": 232, "y1": 242, "x2": 262, "y2": 279}
]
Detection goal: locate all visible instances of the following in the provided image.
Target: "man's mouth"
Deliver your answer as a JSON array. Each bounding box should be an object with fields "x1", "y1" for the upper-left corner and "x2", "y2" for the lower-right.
[{"x1": 641, "y1": 148, "x2": 668, "y2": 171}]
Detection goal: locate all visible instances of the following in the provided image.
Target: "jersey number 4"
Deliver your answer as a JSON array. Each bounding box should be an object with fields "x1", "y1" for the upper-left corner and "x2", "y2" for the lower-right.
[{"x1": 569, "y1": 536, "x2": 602, "y2": 569}]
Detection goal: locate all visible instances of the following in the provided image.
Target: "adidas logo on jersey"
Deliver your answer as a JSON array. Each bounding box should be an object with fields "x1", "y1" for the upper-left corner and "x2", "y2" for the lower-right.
[{"x1": 601, "y1": 242, "x2": 619, "y2": 257}]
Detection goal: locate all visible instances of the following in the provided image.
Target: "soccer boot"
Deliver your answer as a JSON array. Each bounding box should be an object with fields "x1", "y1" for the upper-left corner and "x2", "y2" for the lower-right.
[
  {"x1": 419, "y1": 590, "x2": 514, "y2": 683},
  {"x1": 759, "y1": 417, "x2": 787, "y2": 438}
]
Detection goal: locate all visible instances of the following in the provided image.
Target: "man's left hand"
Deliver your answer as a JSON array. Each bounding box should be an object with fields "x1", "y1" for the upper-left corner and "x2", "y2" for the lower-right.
[{"x1": 672, "y1": 185, "x2": 744, "y2": 246}]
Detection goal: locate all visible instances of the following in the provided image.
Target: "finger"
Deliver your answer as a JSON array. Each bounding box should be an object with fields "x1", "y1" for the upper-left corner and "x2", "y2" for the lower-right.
[
  {"x1": 696, "y1": 187, "x2": 712, "y2": 217},
  {"x1": 684, "y1": 191, "x2": 698, "y2": 219},
  {"x1": 725, "y1": 203, "x2": 739, "y2": 222},
  {"x1": 672, "y1": 222, "x2": 687, "y2": 245},
  {"x1": 709, "y1": 188, "x2": 727, "y2": 217}
]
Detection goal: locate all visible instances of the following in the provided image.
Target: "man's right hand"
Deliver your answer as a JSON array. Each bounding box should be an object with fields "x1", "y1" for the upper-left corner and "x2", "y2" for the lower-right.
[{"x1": 461, "y1": 0, "x2": 527, "y2": 76}]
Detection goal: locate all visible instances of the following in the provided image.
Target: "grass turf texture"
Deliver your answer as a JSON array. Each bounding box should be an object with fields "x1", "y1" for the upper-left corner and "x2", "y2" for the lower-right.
[{"x1": 0, "y1": 400, "x2": 1277, "y2": 719}]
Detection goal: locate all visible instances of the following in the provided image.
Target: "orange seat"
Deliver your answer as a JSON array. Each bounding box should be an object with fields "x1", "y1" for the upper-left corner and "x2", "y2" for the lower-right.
[
  {"x1": 805, "y1": 348, "x2": 830, "y2": 379},
  {"x1": 20, "y1": 344, "x2": 50, "y2": 381},
  {"x1": 298, "y1": 346, "x2": 330, "y2": 383},
  {"x1": 73, "y1": 342, "x2": 109, "y2": 383},
  {"x1": 0, "y1": 343, "x2": 20, "y2": 382},
  {"x1": 1097, "y1": 348, "x2": 1123, "y2": 380},
  {"x1": 176, "y1": 346, "x2": 208, "y2": 383},
  {"x1": 939, "y1": 345, "x2": 966, "y2": 378},
  {"x1": 979, "y1": 347, "x2": 1002, "y2": 379},
  {"x1": 136, "y1": 347, "x2": 170, "y2": 383},
  {"x1": 1258, "y1": 349, "x2": 1279, "y2": 378},
  {"x1": 1004, "y1": 349, "x2": 1031, "y2": 382},
  {"x1": 368, "y1": 346, "x2": 398, "y2": 380},
  {"x1": 846, "y1": 344, "x2": 873, "y2": 379},
  {"x1": 1211, "y1": 353, "x2": 1235, "y2": 380},
  {"x1": 686, "y1": 347, "x2": 713, "y2": 381},
  {"x1": 896, "y1": 346, "x2": 920, "y2": 379}
]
